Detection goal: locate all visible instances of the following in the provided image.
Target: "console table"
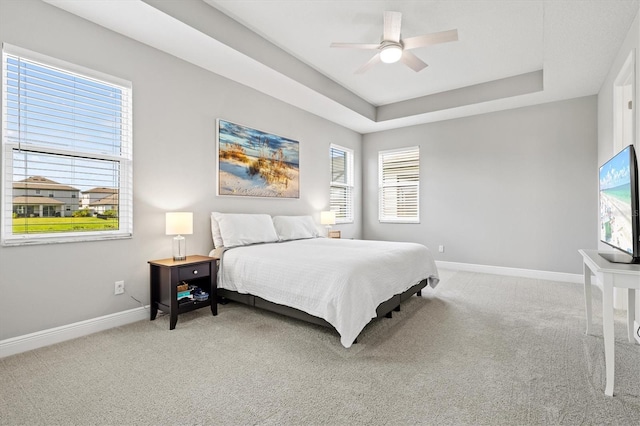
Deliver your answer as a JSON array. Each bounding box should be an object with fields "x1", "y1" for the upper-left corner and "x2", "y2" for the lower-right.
[{"x1": 579, "y1": 249, "x2": 640, "y2": 396}]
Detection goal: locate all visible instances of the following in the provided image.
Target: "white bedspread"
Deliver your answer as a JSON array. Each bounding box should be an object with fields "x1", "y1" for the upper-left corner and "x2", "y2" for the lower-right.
[{"x1": 215, "y1": 238, "x2": 439, "y2": 348}]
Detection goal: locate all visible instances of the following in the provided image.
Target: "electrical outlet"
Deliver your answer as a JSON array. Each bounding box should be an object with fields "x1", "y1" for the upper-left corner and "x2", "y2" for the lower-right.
[
  {"x1": 114, "y1": 280, "x2": 125, "y2": 295},
  {"x1": 438, "y1": 245, "x2": 445, "y2": 253},
  {"x1": 635, "y1": 321, "x2": 640, "y2": 345}
]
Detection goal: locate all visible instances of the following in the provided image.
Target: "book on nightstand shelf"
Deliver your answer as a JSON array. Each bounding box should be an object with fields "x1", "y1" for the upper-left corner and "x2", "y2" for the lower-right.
[
  {"x1": 177, "y1": 290, "x2": 192, "y2": 299},
  {"x1": 178, "y1": 295, "x2": 194, "y2": 304},
  {"x1": 178, "y1": 285, "x2": 210, "y2": 303}
]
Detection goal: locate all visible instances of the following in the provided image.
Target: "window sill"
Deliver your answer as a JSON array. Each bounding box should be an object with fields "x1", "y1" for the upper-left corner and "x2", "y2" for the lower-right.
[{"x1": 2, "y1": 232, "x2": 132, "y2": 247}]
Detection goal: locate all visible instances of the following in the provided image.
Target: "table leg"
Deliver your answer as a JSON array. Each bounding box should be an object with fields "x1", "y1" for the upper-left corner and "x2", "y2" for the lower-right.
[
  {"x1": 583, "y1": 262, "x2": 593, "y2": 335},
  {"x1": 210, "y1": 294, "x2": 218, "y2": 316},
  {"x1": 170, "y1": 313, "x2": 178, "y2": 330},
  {"x1": 628, "y1": 288, "x2": 636, "y2": 344},
  {"x1": 602, "y1": 280, "x2": 615, "y2": 397}
]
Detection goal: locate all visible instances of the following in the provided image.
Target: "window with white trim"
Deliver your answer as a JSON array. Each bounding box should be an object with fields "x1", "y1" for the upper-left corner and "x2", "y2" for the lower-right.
[
  {"x1": 2, "y1": 44, "x2": 132, "y2": 245},
  {"x1": 379, "y1": 146, "x2": 419, "y2": 223},
  {"x1": 330, "y1": 144, "x2": 354, "y2": 223}
]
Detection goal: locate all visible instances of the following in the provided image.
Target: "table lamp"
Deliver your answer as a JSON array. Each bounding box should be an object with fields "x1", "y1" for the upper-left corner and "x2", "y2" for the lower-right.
[
  {"x1": 320, "y1": 211, "x2": 336, "y2": 237},
  {"x1": 166, "y1": 212, "x2": 193, "y2": 261}
]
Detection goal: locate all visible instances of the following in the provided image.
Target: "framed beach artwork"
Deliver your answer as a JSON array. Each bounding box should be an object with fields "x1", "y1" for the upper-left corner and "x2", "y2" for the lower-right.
[{"x1": 216, "y1": 119, "x2": 300, "y2": 198}]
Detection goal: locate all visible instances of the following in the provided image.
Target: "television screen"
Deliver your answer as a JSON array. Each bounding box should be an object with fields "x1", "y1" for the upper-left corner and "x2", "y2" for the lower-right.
[{"x1": 599, "y1": 145, "x2": 637, "y2": 258}]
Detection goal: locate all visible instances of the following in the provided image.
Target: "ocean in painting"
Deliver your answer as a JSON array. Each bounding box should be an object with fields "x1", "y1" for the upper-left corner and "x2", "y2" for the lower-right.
[{"x1": 217, "y1": 120, "x2": 299, "y2": 198}]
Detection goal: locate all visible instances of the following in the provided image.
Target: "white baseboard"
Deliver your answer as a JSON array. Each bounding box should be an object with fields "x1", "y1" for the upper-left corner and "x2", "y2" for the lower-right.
[
  {"x1": 0, "y1": 306, "x2": 148, "y2": 359},
  {"x1": 436, "y1": 260, "x2": 583, "y2": 284}
]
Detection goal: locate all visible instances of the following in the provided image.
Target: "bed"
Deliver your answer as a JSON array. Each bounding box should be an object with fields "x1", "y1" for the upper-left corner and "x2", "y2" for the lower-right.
[{"x1": 209, "y1": 213, "x2": 440, "y2": 348}]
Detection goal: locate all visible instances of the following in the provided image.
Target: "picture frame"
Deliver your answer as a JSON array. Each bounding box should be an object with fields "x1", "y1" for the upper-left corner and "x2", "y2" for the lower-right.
[
  {"x1": 328, "y1": 230, "x2": 341, "y2": 239},
  {"x1": 216, "y1": 119, "x2": 300, "y2": 198}
]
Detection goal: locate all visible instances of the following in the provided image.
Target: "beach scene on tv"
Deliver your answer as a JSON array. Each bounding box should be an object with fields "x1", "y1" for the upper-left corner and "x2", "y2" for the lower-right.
[
  {"x1": 599, "y1": 151, "x2": 633, "y2": 254},
  {"x1": 217, "y1": 120, "x2": 299, "y2": 198}
]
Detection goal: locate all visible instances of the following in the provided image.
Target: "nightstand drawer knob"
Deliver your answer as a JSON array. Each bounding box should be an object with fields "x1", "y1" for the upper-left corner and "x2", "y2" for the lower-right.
[{"x1": 192, "y1": 270, "x2": 198, "y2": 275}]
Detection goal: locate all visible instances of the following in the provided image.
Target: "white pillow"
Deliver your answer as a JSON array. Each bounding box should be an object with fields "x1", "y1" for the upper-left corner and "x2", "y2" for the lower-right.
[
  {"x1": 272, "y1": 215, "x2": 319, "y2": 241},
  {"x1": 210, "y1": 213, "x2": 224, "y2": 248},
  {"x1": 212, "y1": 213, "x2": 279, "y2": 248}
]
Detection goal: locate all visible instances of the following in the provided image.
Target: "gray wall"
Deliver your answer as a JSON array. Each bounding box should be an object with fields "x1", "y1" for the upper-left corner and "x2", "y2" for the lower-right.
[
  {"x1": 362, "y1": 96, "x2": 598, "y2": 274},
  {"x1": 0, "y1": 0, "x2": 361, "y2": 340}
]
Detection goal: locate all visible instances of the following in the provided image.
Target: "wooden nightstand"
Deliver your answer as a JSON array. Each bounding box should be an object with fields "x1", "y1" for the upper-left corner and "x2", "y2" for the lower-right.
[{"x1": 148, "y1": 255, "x2": 218, "y2": 330}]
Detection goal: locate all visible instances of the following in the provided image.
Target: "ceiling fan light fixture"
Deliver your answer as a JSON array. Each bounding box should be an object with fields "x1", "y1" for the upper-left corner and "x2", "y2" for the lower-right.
[
  {"x1": 379, "y1": 44, "x2": 402, "y2": 64},
  {"x1": 330, "y1": 11, "x2": 457, "y2": 73}
]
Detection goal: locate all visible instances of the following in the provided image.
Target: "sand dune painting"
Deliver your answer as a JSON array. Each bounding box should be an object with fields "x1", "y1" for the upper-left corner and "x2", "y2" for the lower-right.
[{"x1": 217, "y1": 119, "x2": 300, "y2": 198}]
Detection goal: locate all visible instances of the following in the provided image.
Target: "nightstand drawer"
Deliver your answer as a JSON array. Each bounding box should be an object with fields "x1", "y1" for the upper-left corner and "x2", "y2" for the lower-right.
[{"x1": 178, "y1": 263, "x2": 210, "y2": 281}]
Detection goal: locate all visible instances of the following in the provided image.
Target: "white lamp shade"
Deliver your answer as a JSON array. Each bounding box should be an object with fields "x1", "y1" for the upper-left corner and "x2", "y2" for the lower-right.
[
  {"x1": 320, "y1": 211, "x2": 336, "y2": 226},
  {"x1": 165, "y1": 212, "x2": 193, "y2": 235}
]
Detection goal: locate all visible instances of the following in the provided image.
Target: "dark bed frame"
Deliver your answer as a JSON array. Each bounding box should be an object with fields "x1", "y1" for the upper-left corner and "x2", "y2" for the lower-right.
[{"x1": 217, "y1": 278, "x2": 428, "y2": 343}]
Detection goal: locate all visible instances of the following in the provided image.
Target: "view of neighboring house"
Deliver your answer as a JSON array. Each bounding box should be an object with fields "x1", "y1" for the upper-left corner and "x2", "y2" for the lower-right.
[
  {"x1": 12, "y1": 176, "x2": 80, "y2": 218},
  {"x1": 88, "y1": 192, "x2": 119, "y2": 215},
  {"x1": 80, "y1": 187, "x2": 118, "y2": 214}
]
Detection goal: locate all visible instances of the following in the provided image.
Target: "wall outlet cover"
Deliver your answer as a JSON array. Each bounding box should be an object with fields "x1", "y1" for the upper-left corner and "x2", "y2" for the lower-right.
[{"x1": 114, "y1": 281, "x2": 125, "y2": 295}]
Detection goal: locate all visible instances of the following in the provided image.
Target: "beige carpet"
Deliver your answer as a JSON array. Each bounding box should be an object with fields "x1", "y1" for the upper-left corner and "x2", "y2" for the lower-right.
[{"x1": 1, "y1": 270, "x2": 639, "y2": 425}]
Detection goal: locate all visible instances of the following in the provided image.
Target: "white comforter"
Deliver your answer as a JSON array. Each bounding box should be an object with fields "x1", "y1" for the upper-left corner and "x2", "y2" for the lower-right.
[{"x1": 216, "y1": 238, "x2": 439, "y2": 348}]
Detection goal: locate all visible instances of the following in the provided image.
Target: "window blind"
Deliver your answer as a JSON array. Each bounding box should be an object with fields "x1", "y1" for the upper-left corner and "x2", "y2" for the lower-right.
[
  {"x1": 2, "y1": 44, "x2": 133, "y2": 245},
  {"x1": 330, "y1": 144, "x2": 354, "y2": 223},
  {"x1": 379, "y1": 146, "x2": 419, "y2": 223}
]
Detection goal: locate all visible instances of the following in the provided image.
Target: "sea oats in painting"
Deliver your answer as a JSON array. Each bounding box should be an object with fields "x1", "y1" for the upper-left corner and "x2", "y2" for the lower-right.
[{"x1": 217, "y1": 119, "x2": 299, "y2": 198}]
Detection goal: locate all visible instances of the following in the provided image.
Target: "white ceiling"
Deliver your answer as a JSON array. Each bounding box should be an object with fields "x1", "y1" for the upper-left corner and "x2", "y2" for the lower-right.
[{"x1": 44, "y1": 0, "x2": 639, "y2": 133}]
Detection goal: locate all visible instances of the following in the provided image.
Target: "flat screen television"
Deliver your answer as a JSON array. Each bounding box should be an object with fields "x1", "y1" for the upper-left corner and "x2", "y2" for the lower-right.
[{"x1": 599, "y1": 144, "x2": 640, "y2": 264}]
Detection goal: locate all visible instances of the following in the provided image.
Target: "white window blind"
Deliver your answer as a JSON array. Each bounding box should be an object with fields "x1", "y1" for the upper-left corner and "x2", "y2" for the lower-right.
[
  {"x1": 1, "y1": 44, "x2": 133, "y2": 245},
  {"x1": 330, "y1": 144, "x2": 354, "y2": 223},
  {"x1": 379, "y1": 146, "x2": 419, "y2": 223}
]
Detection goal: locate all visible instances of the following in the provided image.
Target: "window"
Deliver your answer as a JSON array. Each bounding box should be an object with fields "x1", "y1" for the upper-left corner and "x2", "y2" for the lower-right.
[
  {"x1": 330, "y1": 144, "x2": 354, "y2": 223},
  {"x1": 378, "y1": 146, "x2": 420, "y2": 223},
  {"x1": 2, "y1": 44, "x2": 132, "y2": 245}
]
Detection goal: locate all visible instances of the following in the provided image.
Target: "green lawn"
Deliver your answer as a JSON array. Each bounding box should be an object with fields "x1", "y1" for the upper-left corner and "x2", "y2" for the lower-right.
[{"x1": 13, "y1": 216, "x2": 119, "y2": 234}]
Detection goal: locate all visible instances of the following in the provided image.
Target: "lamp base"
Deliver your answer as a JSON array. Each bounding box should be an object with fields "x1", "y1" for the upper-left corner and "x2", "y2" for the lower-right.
[{"x1": 172, "y1": 235, "x2": 186, "y2": 261}]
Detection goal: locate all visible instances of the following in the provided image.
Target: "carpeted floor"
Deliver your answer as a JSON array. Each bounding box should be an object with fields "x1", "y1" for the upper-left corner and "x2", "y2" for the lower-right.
[{"x1": 1, "y1": 270, "x2": 639, "y2": 425}]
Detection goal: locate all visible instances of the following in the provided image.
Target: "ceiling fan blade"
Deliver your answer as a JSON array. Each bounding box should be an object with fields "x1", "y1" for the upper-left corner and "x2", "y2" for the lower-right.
[
  {"x1": 403, "y1": 29, "x2": 459, "y2": 50},
  {"x1": 383, "y1": 11, "x2": 402, "y2": 42},
  {"x1": 355, "y1": 53, "x2": 382, "y2": 74},
  {"x1": 400, "y1": 51, "x2": 428, "y2": 72},
  {"x1": 330, "y1": 42, "x2": 380, "y2": 50}
]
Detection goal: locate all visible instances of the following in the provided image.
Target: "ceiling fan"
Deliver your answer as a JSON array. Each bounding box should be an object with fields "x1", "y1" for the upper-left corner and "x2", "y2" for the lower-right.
[{"x1": 330, "y1": 11, "x2": 458, "y2": 74}]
